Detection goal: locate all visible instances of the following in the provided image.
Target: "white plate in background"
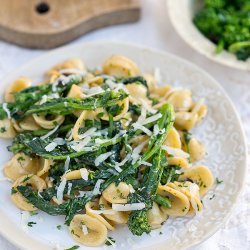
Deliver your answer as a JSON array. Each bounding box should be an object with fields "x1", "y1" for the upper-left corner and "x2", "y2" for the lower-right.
[{"x1": 0, "y1": 41, "x2": 247, "y2": 250}]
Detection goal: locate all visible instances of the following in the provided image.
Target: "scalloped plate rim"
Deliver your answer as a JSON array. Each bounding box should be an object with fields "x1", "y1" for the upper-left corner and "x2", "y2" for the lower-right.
[{"x1": 0, "y1": 41, "x2": 247, "y2": 250}]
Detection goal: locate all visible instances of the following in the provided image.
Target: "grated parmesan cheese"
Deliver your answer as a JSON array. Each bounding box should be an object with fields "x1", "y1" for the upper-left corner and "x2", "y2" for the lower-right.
[
  {"x1": 132, "y1": 122, "x2": 152, "y2": 136},
  {"x1": 94, "y1": 152, "x2": 113, "y2": 166},
  {"x1": 189, "y1": 183, "x2": 200, "y2": 213},
  {"x1": 80, "y1": 168, "x2": 89, "y2": 181},
  {"x1": 2, "y1": 103, "x2": 11, "y2": 119},
  {"x1": 192, "y1": 98, "x2": 205, "y2": 114},
  {"x1": 45, "y1": 141, "x2": 58, "y2": 152},
  {"x1": 161, "y1": 145, "x2": 190, "y2": 158},
  {"x1": 131, "y1": 140, "x2": 148, "y2": 164},
  {"x1": 82, "y1": 224, "x2": 88, "y2": 235},
  {"x1": 56, "y1": 178, "x2": 67, "y2": 203},
  {"x1": 67, "y1": 183, "x2": 72, "y2": 196},
  {"x1": 112, "y1": 203, "x2": 145, "y2": 211},
  {"x1": 40, "y1": 125, "x2": 59, "y2": 140},
  {"x1": 89, "y1": 209, "x2": 116, "y2": 215},
  {"x1": 78, "y1": 127, "x2": 97, "y2": 139},
  {"x1": 92, "y1": 179, "x2": 104, "y2": 195},
  {"x1": 64, "y1": 156, "x2": 70, "y2": 172},
  {"x1": 70, "y1": 136, "x2": 91, "y2": 152},
  {"x1": 140, "y1": 160, "x2": 152, "y2": 166},
  {"x1": 141, "y1": 113, "x2": 162, "y2": 125},
  {"x1": 85, "y1": 86, "x2": 105, "y2": 97}
]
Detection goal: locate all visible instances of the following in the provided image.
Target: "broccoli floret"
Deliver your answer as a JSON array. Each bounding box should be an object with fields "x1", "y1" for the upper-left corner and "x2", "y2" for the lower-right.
[
  {"x1": 193, "y1": 0, "x2": 250, "y2": 60},
  {"x1": 127, "y1": 210, "x2": 151, "y2": 236}
]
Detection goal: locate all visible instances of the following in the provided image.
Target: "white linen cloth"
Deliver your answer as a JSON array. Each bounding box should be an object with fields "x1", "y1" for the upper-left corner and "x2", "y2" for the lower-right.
[{"x1": 0, "y1": 1, "x2": 249, "y2": 249}]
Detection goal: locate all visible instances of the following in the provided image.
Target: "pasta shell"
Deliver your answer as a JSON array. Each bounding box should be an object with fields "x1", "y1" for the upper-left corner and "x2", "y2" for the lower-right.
[
  {"x1": 99, "y1": 97, "x2": 129, "y2": 122},
  {"x1": 99, "y1": 196, "x2": 128, "y2": 224},
  {"x1": 11, "y1": 174, "x2": 46, "y2": 211},
  {"x1": 167, "y1": 90, "x2": 193, "y2": 112},
  {"x1": 102, "y1": 55, "x2": 139, "y2": 77},
  {"x1": 142, "y1": 73, "x2": 157, "y2": 92},
  {"x1": 4, "y1": 153, "x2": 40, "y2": 181},
  {"x1": 163, "y1": 127, "x2": 182, "y2": 149},
  {"x1": 72, "y1": 110, "x2": 98, "y2": 140},
  {"x1": 174, "y1": 111, "x2": 198, "y2": 131},
  {"x1": 167, "y1": 156, "x2": 189, "y2": 168},
  {"x1": 178, "y1": 165, "x2": 214, "y2": 196},
  {"x1": 47, "y1": 58, "x2": 85, "y2": 76},
  {"x1": 18, "y1": 116, "x2": 40, "y2": 131},
  {"x1": 85, "y1": 201, "x2": 115, "y2": 231},
  {"x1": 37, "y1": 159, "x2": 54, "y2": 177},
  {"x1": 158, "y1": 185, "x2": 190, "y2": 217},
  {"x1": 188, "y1": 138, "x2": 206, "y2": 162},
  {"x1": 63, "y1": 170, "x2": 82, "y2": 180},
  {"x1": 33, "y1": 114, "x2": 64, "y2": 129},
  {"x1": 152, "y1": 85, "x2": 172, "y2": 100},
  {"x1": 0, "y1": 118, "x2": 16, "y2": 138},
  {"x1": 69, "y1": 214, "x2": 107, "y2": 247},
  {"x1": 102, "y1": 182, "x2": 130, "y2": 204},
  {"x1": 147, "y1": 202, "x2": 168, "y2": 229},
  {"x1": 5, "y1": 77, "x2": 32, "y2": 102},
  {"x1": 169, "y1": 181, "x2": 203, "y2": 214},
  {"x1": 67, "y1": 84, "x2": 84, "y2": 99}
]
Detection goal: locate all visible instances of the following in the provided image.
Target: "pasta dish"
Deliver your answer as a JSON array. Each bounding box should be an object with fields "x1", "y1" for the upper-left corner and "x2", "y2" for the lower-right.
[{"x1": 0, "y1": 55, "x2": 214, "y2": 247}]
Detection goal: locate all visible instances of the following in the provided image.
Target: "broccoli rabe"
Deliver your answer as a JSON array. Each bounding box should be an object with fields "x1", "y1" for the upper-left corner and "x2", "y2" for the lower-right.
[{"x1": 193, "y1": 0, "x2": 250, "y2": 60}]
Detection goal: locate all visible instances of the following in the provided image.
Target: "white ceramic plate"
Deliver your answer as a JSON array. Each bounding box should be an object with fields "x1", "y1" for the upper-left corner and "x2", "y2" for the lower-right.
[
  {"x1": 0, "y1": 42, "x2": 247, "y2": 250},
  {"x1": 167, "y1": 0, "x2": 250, "y2": 71}
]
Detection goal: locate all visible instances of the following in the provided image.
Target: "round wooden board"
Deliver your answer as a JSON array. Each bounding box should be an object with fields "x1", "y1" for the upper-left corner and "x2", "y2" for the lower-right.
[{"x1": 0, "y1": 0, "x2": 141, "y2": 49}]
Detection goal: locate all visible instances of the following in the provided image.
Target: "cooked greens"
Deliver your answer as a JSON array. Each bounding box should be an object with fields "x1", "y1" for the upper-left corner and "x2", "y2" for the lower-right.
[{"x1": 193, "y1": 0, "x2": 250, "y2": 60}]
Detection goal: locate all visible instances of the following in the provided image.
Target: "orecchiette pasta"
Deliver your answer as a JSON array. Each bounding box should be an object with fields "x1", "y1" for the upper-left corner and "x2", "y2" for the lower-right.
[
  {"x1": 102, "y1": 55, "x2": 139, "y2": 77},
  {"x1": 147, "y1": 202, "x2": 168, "y2": 229},
  {"x1": 11, "y1": 175, "x2": 46, "y2": 211},
  {"x1": 167, "y1": 89, "x2": 193, "y2": 112},
  {"x1": 37, "y1": 159, "x2": 54, "y2": 177},
  {"x1": 178, "y1": 165, "x2": 214, "y2": 196},
  {"x1": 69, "y1": 214, "x2": 108, "y2": 247},
  {"x1": 102, "y1": 182, "x2": 130, "y2": 204},
  {"x1": 4, "y1": 153, "x2": 40, "y2": 181},
  {"x1": 0, "y1": 54, "x2": 215, "y2": 247},
  {"x1": 33, "y1": 113, "x2": 65, "y2": 129},
  {"x1": 158, "y1": 185, "x2": 190, "y2": 217},
  {"x1": 163, "y1": 127, "x2": 182, "y2": 149},
  {"x1": 188, "y1": 138, "x2": 206, "y2": 162},
  {"x1": 5, "y1": 77, "x2": 32, "y2": 102},
  {"x1": 0, "y1": 118, "x2": 16, "y2": 138},
  {"x1": 99, "y1": 196, "x2": 128, "y2": 224},
  {"x1": 168, "y1": 181, "x2": 203, "y2": 214},
  {"x1": 72, "y1": 110, "x2": 98, "y2": 140},
  {"x1": 17, "y1": 116, "x2": 41, "y2": 131},
  {"x1": 85, "y1": 201, "x2": 115, "y2": 231}
]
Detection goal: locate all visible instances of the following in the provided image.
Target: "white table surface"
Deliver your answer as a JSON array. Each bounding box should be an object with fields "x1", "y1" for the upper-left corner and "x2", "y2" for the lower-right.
[{"x1": 0, "y1": 0, "x2": 249, "y2": 249}]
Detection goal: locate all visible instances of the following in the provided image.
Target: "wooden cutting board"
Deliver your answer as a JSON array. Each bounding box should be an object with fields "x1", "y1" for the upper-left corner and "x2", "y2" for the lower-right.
[{"x1": 0, "y1": 0, "x2": 140, "y2": 49}]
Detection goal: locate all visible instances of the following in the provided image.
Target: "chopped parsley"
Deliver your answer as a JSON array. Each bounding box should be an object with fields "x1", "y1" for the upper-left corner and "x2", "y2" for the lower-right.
[
  {"x1": 105, "y1": 237, "x2": 116, "y2": 246},
  {"x1": 11, "y1": 187, "x2": 18, "y2": 195},
  {"x1": 0, "y1": 127, "x2": 6, "y2": 133},
  {"x1": 30, "y1": 211, "x2": 38, "y2": 216},
  {"x1": 216, "y1": 178, "x2": 223, "y2": 184},
  {"x1": 27, "y1": 221, "x2": 36, "y2": 227},
  {"x1": 57, "y1": 225, "x2": 62, "y2": 230},
  {"x1": 209, "y1": 194, "x2": 216, "y2": 200},
  {"x1": 21, "y1": 175, "x2": 33, "y2": 183},
  {"x1": 64, "y1": 246, "x2": 80, "y2": 250}
]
